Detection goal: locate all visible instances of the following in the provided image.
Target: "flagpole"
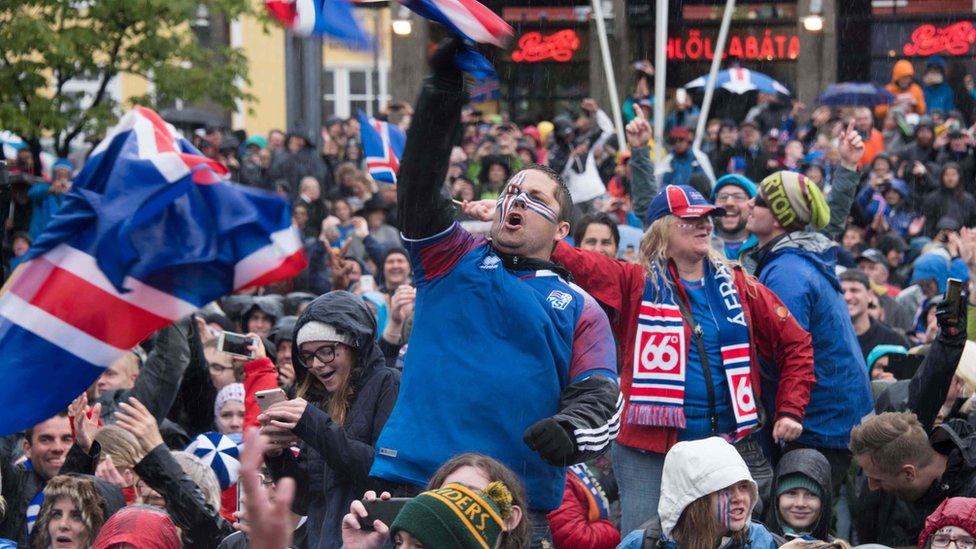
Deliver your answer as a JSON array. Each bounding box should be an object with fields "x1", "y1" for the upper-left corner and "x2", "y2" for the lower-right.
[
  {"x1": 690, "y1": 0, "x2": 736, "y2": 183},
  {"x1": 653, "y1": 0, "x2": 667, "y2": 169},
  {"x1": 590, "y1": 0, "x2": 626, "y2": 150}
]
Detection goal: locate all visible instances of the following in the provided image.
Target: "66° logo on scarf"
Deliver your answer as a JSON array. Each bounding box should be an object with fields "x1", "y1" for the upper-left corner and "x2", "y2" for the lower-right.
[{"x1": 634, "y1": 326, "x2": 685, "y2": 380}]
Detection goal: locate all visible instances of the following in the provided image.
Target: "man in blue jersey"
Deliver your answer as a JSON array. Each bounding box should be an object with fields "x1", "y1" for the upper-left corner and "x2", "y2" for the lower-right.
[{"x1": 369, "y1": 39, "x2": 621, "y2": 547}]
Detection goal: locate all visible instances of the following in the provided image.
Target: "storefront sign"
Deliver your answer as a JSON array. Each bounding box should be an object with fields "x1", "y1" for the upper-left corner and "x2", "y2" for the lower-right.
[
  {"x1": 902, "y1": 22, "x2": 976, "y2": 56},
  {"x1": 511, "y1": 29, "x2": 581, "y2": 63},
  {"x1": 667, "y1": 29, "x2": 800, "y2": 61}
]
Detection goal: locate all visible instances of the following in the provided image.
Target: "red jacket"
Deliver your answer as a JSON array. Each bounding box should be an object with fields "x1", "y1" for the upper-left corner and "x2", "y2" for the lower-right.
[
  {"x1": 547, "y1": 473, "x2": 621, "y2": 549},
  {"x1": 244, "y1": 356, "x2": 279, "y2": 430},
  {"x1": 552, "y1": 242, "x2": 815, "y2": 454}
]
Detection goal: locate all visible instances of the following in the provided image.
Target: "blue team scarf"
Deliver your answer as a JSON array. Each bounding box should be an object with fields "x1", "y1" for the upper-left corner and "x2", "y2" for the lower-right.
[
  {"x1": 568, "y1": 464, "x2": 611, "y2": 520},
  {"x1": 629, "y1": 260, "x2": 759, "y2": 440}
]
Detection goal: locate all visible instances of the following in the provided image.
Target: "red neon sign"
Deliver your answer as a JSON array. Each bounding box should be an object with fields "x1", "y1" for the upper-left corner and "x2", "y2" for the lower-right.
[
  {"x1": 667, "y1": 29, "x2": 800, "y2": 61},
  {"x1": 903, "y1": 22, "x2": 976, "y2": 56},
  {"x1": 511, "y1": 30, "x2": 580, "y2": 63}
]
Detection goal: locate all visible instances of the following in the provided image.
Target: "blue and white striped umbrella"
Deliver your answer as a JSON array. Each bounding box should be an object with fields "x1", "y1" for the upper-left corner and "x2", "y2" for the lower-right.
[{"x1": 685, "y1": 67, "x2": 791, "y2": 96}]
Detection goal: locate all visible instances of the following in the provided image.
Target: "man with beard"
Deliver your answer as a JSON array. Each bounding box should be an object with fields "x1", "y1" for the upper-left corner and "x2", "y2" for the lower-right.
[
  {"x1": 369, "y1": 38, "x2": 621, "y2": 548},
  {"x1": 710, "y1": 173, "x2": 758, "y2": 260}
]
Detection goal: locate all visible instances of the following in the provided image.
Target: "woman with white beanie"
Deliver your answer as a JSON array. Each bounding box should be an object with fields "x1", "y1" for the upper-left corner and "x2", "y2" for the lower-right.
[
  {"x1": 258, "y1": 291, "x2": 400, "y2": 549},
  {"x1": 617, "y1": 437, "x2": 780, "y2": 549}
]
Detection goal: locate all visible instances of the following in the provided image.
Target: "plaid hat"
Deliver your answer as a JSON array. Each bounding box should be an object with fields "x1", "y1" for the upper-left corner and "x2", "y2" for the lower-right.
[
  {"x1": 777, "y1": 473, "x2": 822, "y2": 499},
  {"x1": 645, "y1": 185, "x2": 726, "y2": 225},
  {"x1": 757, "y1": 171, "x2": 829, "y2": 232},
  {"x1": 391, "y1": 482, "x2": 513, "y2": 549}
]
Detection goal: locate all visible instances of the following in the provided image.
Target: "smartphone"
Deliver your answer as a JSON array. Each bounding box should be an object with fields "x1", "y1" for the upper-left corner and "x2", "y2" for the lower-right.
[
  {"x1": 946, "y1": 278, "x2": 964, "y2": 332},
  {"x1": 218, "y1": 331, "x2": 257, "y2": 360},
  {"x1": 675, "y1": 88, "x2": 688, "y2": 105},
  {"x1": 255, "y1": 388, "x2": 287, "y2": 412},
  {"x1": 237, "y1": 484, "x2": 245, "y2": 525},
  {"x1": 358, "y1": 498, "x2": 411, "y2": 531},
  {"x1": 887, "y1": 354, "x2": 925, "y2": 380},
  {"x1": 359, "y1": 274, "x2": 376, "y2": 293}
]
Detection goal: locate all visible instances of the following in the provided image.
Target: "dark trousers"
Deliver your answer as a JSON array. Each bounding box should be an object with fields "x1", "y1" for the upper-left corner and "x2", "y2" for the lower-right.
[{"x1": 527, "y1": 509, "x2": 554, "y2": 549}]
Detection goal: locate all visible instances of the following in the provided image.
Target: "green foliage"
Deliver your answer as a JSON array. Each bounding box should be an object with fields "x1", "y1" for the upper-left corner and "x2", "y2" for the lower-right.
[{"x1": 0, "y1": 0, "x2": 257, "y2": 155}]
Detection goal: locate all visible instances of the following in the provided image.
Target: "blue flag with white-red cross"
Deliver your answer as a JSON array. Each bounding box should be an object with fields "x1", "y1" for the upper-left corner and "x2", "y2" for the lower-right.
[
  {"x1": 358, "y1": 109, "x2": 406, "y2": 184},
  {"x1": 0, "y1": 106, "x2": 307, "y2": 436}
]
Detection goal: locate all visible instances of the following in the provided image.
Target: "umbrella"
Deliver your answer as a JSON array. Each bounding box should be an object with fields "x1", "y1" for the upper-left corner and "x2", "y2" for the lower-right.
[
  {"x1": 186, "y1": 432, "x2": 241, "y2": 490},
  {"x1": 684, "y1": 67, "x2": 790, "y2": 96},
  {"x1": 817, "y1": 82, "x2": 895, "y2": 107}
]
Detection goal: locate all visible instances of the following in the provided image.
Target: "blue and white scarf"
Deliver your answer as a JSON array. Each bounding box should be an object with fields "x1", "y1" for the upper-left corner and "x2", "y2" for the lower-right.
[{"x1": 629, "y1": 260, "x2": 759, "y2": 440}]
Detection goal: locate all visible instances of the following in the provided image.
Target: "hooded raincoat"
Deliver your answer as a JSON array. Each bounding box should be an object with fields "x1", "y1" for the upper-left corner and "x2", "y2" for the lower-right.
[
  {"x1": 617, "y1": 437, "x2": 779, "y2": 549},
  {"x1": 265, "y1": 291, "x2": 400, "y2": 549},
  {"x1": 766, "y1": 449, "x2": 833, "y2": 541}
]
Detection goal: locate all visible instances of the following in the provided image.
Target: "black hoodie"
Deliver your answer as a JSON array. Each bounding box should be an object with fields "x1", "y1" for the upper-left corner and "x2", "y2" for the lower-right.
[
  {"x1": 767, "y1": 449, "x2": 833, "y2": 541},
  {"x1": 266, "y1": 291, "x2": 400, "y2": 549}
]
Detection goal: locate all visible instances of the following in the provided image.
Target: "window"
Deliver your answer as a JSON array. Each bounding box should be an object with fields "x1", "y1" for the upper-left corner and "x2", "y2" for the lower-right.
[{"x1": 322, "y1": 65, "x2": 391, "y2": 121}]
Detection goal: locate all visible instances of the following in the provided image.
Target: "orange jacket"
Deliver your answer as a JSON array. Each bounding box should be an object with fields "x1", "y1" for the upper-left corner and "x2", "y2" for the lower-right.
[
  {"x1": 859, "y1": 129, "x2": 886, "y2": 169},
  {"x1": 876, "y1": 60, "x2": 926, "y2": 118}
]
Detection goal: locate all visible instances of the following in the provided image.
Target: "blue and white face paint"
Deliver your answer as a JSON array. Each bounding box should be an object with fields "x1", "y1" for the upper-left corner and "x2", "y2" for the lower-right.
[{"x1": 495, "y1": 171, "x2": 559, "y2": 224}]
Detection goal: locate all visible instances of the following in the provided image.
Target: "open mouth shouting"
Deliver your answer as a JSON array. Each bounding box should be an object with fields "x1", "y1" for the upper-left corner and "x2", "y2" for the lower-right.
[{"x1": 504, "y1": 211, "x2": 524, "y2": 231}]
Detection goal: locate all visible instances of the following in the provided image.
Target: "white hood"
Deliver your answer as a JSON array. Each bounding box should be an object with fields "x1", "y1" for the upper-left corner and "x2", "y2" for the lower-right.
[{"x1": 658, "y1": 437, "x2": 758, "y2": 538}]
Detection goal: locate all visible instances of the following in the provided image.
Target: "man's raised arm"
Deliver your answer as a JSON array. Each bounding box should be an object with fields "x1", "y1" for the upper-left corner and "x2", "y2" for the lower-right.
[{"x1": 398, "y1": 38, "x2": 468, "y2": 239}]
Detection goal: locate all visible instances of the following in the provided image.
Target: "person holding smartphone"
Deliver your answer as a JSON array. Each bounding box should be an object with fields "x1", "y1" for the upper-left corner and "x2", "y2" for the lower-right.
[{"x1": 258, "y1": 291, "x2": 400, "y2": 549}]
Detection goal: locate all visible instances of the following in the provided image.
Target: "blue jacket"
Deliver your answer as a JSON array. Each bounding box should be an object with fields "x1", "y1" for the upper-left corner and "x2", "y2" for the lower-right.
[
  {"x1": 617, "y1": 521, "x2": 779, "y2": 549},
  {"x1": 753, "y1": 232, "x2": 873, "y2": 449},
  {"x1": 661, "y1": 152, "x2": 703, "y2": 188},
  {"x1": 924, "y1": 82, "x2": 955, "y2": 114},
  {"x1": 27, "y1": 184, "x2": 65, "y2": 240}
]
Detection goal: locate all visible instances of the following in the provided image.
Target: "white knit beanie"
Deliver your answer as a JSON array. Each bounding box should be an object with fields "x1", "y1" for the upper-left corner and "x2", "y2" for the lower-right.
[
  {"x1": 296, "y1": 321, "x2": 355, "y2": 348},
  {"x1": 214, "y1": 383, "x2": 245, "y2": 419}
]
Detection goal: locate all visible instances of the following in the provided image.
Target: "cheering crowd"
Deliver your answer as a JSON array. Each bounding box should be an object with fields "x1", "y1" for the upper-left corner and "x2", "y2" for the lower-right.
[{"x1": 8, "y1": 36, "x2": 976, "y2": 549}]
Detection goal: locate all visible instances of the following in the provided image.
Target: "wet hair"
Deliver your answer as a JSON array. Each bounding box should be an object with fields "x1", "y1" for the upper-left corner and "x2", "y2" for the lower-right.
[
  {"x1": 573, "y1": 212, "x2": 620, "y2": 249},
  {"x1": 171, "y1": 451, "x2": 222, "y2": 512},
  {"x1": 849, "y1": 412, "x2": 936, "y2": 475},
  {"x1": 31, "y1": 475, "x2": 105, "y2": 549},
  {"x1": 516, "y1": 163, "x2": 574, "y2": 225},
  {"x1": 672, "y1": 494, "x2": 749, "y2": 549},
  {"x1": 94, "y1": 425, "x2": 142, "y2": 470},
  {"x1": 426, "y1": 453, "x2": 529, "y2": 549}
]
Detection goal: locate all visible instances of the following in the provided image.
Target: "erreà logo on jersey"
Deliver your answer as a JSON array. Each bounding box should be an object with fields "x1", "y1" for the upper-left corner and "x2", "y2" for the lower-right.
[
  {"x1": 547, "y1": 290, "x2": 573, "y2": 310},
  {"x1": 480, "y1": 255, "x2": 500, "y2": 269}
]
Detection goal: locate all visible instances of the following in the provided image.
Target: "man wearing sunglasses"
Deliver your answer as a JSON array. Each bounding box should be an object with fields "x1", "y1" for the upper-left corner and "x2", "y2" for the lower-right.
[
  {"x1": 367, "y1": 38, "x2": 620, "y2": 548},
  {"x1": 743, "y1": 122, "x2": 873, "y2": 500}
]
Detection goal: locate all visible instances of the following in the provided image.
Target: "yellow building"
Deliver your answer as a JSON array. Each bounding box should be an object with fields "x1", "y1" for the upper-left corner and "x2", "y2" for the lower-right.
[{"x1": 116, "y1": 5, "x2": 393, "y2": 136}]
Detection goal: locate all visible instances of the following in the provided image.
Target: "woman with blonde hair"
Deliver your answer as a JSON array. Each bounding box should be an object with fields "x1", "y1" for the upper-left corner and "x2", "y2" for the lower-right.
[
  {"x1": 259, "y1": 290, "x2": 400, "y2": 549},
  {"x1": 93, "y1": 426, "x2": 142, "y2": 505},
  {"x1": 551, "y1": 181, "x2": 815, "y2": 533}
]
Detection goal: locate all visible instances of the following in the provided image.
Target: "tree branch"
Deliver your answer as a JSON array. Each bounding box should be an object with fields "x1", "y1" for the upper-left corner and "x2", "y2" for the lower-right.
[{"x1": 60, "y1": 35, "x2": 124, "y2": 155}]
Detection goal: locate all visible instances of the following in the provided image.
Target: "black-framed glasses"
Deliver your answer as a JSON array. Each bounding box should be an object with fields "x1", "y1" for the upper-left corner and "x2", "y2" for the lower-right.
[
  {"x1": 753, "y1": 195, "x2": 769, "y2": 209},
  {"x1": 931, "y1": 535, "x2": 976, "y2": 549},
  {"x1": 299, "y1": 345, "x2": 337, "y2": 366}
]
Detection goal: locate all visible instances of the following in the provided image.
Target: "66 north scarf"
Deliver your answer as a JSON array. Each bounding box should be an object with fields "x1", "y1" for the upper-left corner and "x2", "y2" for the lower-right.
[{"x1": 628, "y1": 260, "x2": 760, "y2": 441}]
